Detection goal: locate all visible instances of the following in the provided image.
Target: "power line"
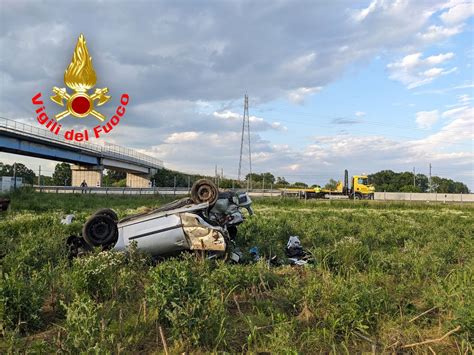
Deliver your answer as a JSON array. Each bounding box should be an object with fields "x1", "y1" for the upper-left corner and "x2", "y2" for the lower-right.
[{"x1": 238, "y1": 94, "x2": 252, "y2": 189}]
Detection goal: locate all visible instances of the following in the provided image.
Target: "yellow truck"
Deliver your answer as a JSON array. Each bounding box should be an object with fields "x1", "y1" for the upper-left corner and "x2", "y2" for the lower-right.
[{"x1": 282, "y1": 170, "x2": 375, "y2": 200}]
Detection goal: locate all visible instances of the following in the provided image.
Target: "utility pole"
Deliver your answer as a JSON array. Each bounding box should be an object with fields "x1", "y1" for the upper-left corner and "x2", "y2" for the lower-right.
[
  {"x1": 38, "y1": 165, "x2": 41, "y2": 186},
  {"x1": 413, "y1": 166, "x2": 416, "y2": 188},
  {"x1": 13, "y1": 162, "x2": 17, "y2": 189},
  {"x1": 238, "y1": 94, "x2": 252, "y2": 190},
  {"x1": 429, "y1": 163, "x2": 432, "y2": 193}
]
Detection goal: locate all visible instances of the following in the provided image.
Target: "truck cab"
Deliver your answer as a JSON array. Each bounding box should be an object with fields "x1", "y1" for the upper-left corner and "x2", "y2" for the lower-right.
[{"x1": 351, "y1": 175, "x2": 375, "y2": 199}]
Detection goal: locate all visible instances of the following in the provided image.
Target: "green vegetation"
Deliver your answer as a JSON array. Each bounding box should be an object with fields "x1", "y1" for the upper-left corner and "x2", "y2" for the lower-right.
[
  {"x1": 369, "y1": 169, "x2": 469, "y2": 193},
  {"x1": 1, "y1": 192, "x2": 473, "y2": 353},
  {"x1": 52, "y1": 162, "x2": 72, "y2": 186}
]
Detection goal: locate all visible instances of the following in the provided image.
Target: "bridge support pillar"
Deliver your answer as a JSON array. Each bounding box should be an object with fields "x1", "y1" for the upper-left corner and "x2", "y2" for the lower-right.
[
  {"x1": 126, "y1": 172, "x2": 151, "y2": 188},
  {"x1": 71, "y1": 165, "x2": 103, "y2": 187}
]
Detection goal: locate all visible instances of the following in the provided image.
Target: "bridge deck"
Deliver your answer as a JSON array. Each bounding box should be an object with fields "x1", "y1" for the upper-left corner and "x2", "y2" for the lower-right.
[{"x1": 0, "y1": 117, "x2": 163, "y2": 170}]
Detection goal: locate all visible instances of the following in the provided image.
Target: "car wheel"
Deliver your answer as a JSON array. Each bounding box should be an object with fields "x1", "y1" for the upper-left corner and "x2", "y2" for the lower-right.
[
  {"x1": 190, "y1": 179, "x2": 218, "y2": 205},
  {"x1": 93, "y1": 208, "x2": 118, "y2": 222},
  {"x1": 82, "y1": 214, "x2": 118, "y2": 248}
]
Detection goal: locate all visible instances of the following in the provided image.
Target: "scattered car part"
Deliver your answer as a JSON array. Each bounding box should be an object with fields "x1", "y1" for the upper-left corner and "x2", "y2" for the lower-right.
[
  {"x1": 0, "y1": 197, "x2": 10, "y2": 212},
  {"x1": 285, "y1": 236, "x2": 313, "y2": 265},
  {"x1": 61, "y1": 214, "x2": 75, "y2": 225},
  {"x1": 249, "y1": 246, "x2": 260, "y2": 262},
  {"x1": 66, "y1": 234, "x2": 92, "y2": 260}
]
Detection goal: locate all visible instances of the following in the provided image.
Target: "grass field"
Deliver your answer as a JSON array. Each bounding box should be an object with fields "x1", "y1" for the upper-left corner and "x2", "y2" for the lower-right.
[{"x1": 1, "y1": 191, "x2": 473, "y2": 353}]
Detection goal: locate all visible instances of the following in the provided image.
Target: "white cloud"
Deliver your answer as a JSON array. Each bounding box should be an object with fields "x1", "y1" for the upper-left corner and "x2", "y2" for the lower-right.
[
  {"x1": 423, "y1": 67, "x2": 444, "y2": 77},
  {"x1": 355, "y1": 111, "x2": 366, "y2": 117},
  {"x1": 418, "y1": 25, "x2": 463, "y2": 42},
  {"x1": 287, "y1": 164, "x2": 300, "y2": 172},
  {"x1": 442, "y1": 105, "x2": 469, "y2": 118},
  {"x1": 284, "y1": 52, "x2": 317, "y2": 72},
  {"x1": 213, "y1": 110, "x2": 286, "y2": 131},
  {"x1": 387, "y1": 52, "x2": 456, "y2": 88},
  {"x1": 287, "y1": 87, "x2": 322, "y2": 104},
  {"x1": 415, "y1": 106, "x2": 473, "y2": 149},
  {"x1": 353, "y1": 0, "x2": 378, "y2": 22},
  {"x1": 416, "y1": 110, "x2": 439, "y2": 129},
  {"x1": 425, "y1": 52, "x2": 455, "y2": 65},
  {"x1": 458, "y1": 94, "x2": 471, "y2": 104},
  {"x1": 440, "y1": 2, "x2": 474, "y2": 24},
  {"x1": 164, "y1": 131, "x2": 200, "y2": 144}
]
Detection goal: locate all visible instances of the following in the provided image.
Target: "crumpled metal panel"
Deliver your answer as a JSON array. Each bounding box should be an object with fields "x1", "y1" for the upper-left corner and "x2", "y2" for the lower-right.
[{"x1": 181, "y1": 213, "x2": 226, "y2": 251}]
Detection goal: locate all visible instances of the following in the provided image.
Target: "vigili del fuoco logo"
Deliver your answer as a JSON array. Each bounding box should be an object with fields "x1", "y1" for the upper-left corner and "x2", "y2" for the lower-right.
[{"x1": 31, "y1": 34, "x2": 130, "y2": 142}]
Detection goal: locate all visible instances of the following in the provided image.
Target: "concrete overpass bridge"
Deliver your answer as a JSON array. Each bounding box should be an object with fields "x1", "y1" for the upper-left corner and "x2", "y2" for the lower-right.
[{"x1": 0, "y1": 117, "x2": 163, "y2": 187}]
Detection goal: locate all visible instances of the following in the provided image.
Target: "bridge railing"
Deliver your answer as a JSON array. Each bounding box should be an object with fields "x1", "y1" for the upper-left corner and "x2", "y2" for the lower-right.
[{"x1": 0, "y1": 117, "x2": 163, "y2": 169}]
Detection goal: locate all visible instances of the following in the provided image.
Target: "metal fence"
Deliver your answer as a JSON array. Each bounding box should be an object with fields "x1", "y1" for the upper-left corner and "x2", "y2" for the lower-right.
[
  {"x1": 31, "y1": 186, "x2": 473, "y2": 202},
  {"x1": 33, "y1": 186, "x2": 282, "y2": 197},
  {"x1": 0, "y1": 117, "x2": 163, "y2": 169}
]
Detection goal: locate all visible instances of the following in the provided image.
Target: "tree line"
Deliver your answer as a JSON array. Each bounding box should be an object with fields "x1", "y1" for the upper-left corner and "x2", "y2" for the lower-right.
[
  {"x1": 368, "y1": 170, "x2": 469, "y2": 193},
  {"x1": 0, "y1": 161, "x2": 470, "y2": 193}
]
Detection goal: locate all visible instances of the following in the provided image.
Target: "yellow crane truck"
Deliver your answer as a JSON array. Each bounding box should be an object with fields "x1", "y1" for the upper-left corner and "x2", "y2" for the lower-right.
[{"x1": 282, "y1": 170, "x2": 375, "y2": 200}]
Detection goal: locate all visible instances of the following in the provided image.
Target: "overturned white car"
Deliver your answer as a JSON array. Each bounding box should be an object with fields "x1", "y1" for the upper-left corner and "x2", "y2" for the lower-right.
[{"x1": 67, "y1": 179, "x2": 253, "y2": 260}]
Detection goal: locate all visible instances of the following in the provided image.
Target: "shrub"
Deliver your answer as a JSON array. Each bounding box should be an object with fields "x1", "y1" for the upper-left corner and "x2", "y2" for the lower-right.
[{"x1": 146, "y1": 256, "x2": 226, "y2": 348}]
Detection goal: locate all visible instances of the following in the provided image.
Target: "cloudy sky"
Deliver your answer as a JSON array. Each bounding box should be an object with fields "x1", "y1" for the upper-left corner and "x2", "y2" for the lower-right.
[{"x1": 0, "y1": 0, "x2": 473, "y2": 188}]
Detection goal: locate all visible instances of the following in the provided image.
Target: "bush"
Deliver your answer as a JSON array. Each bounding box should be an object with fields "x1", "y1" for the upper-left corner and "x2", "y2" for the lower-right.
[{"x1": 146, "y1": 256, "x2": 227, "y2": 348}]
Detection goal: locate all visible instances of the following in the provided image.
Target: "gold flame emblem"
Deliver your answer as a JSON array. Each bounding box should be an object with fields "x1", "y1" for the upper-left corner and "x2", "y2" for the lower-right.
[{"x1": 50, "y1": 34, "x2": 110, "y2": 121}]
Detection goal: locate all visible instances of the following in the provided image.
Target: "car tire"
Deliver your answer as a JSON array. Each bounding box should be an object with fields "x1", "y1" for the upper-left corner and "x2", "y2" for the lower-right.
[
  {"x1": 93, "y1": 208, "x2": 118, "y2": 222},
  {"x1": 82, "y1": 214, "x2": 118, "y2": 248},
  {"x1": 190, "y1": 179, "x2": 218, "y2": 205}
]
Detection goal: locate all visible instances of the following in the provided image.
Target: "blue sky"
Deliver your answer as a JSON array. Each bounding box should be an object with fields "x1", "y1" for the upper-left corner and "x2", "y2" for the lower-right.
[{"x1": 1, "y1": 0, "x2": 473, "y2": 188}]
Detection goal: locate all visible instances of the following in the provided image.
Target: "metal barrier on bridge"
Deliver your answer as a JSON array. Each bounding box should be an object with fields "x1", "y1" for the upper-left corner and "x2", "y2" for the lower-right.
[{"x1": 0, "y1": 117, "x2": 163, "y2": 169}]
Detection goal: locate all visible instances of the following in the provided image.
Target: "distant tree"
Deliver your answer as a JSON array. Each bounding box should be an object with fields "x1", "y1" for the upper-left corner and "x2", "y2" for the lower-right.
[
  {"x1": 260, "y1": 172, "x2": 275, "y2": 184},
  {"x1": 431, "y1": 176, "x2": 469, "y2": 193},
  {"x1": 152, "y1": 168, "x2": 199, "y2": 188},
  {"x1": 39, "y1": 175, "x2": 54, "y2": 186},
  {"x1": 369, "y1": 170, "x2": 397, "y2": 191},
  {"x1": 244, "y1": 172, "x2": 275, "y2": 185},
  {"x1": 245, "y1": 173, "x2": 261, "y2": 183},
  {"x1": 219, "y1": 178, "x2": 242, "y2": 189},
  {"x1": 369, "y1": 170, "x2": 469, "y2": 193},
  {"x1": 275, "y1": 177, "x2": 289, "y2": 187},
  {"x1": 114, "y1": 178, "x2": 127, "y2": 187},
  {"x1": 324, "y1": 178, "x2": 339, "y2": 190},
  {"x1": 0, "y1": 162, "x2": 36, "y2": 185},
  {"x1": 103, "y1": 169, "x2": 126, "y2": 186},
  {"x1": 292, "y1": 181, "x2": 308, "y2": 188},
  {"x1": 52, "y1": 163, "x2": 72, "y2": 186},
  {"x1": 416, "y1": 174, "x2": 429, "y2": 192}
]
